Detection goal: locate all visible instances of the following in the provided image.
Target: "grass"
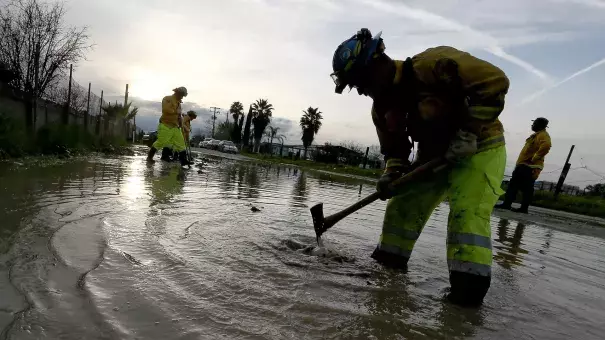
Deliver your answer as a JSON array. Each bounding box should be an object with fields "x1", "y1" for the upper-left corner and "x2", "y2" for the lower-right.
[
  {"x1": 242, "y1": 151, "x2": 383, "y2": 178},
  {"x1": 532, "y1": 191, "x2": 605, "y2": 219}
]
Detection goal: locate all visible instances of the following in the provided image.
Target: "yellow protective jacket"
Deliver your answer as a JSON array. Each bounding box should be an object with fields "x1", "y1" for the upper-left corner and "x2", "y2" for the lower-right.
[
  {"x1": 372, "y1": 46, "x2": 510, "y2": 168},
  {"x1": 183, "y1": 116, "x2": 191, "y2": 133},
  {"x1": 516, "y1": 129, "x2": 551, "y2": 169},
  {"x1": 160, "y1": 95, "x2": 182, "y2": 128},
  {"x1": 182, "y1": 115, "x2": 192, "y2": 138}
]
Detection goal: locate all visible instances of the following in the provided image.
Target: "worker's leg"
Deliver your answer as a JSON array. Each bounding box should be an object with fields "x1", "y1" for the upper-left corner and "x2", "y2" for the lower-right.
[
  {"x1": 518, "y1": 165, "x2": 535, "y2": 212},
  {"x1": 169, "y1": 127, "x2": 186, "y2": 152},
  {"x1": 371, "y1": 171, "x2": 449, "y2": 269},
  {"x1": 446, "y1": 146, "x2": 506, "y2": 306},
  {"x1": 152, "y1": 123, "x2": 174, "y2": 162},
  {"x1": 496, "y1": 166, "x2": 520, "y2": 209},
  {"x1": 168, "y1": 128, "x2": 190, "y2": 166}
]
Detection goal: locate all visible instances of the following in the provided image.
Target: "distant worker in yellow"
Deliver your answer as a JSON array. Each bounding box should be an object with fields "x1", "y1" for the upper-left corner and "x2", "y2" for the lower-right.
[
  {"x1": 182, "y1": 110, "x2": 197, "y2": 143},
  {"x1": 495, "y1": 117, "x2": 551, "y2": 213},
  {"x1": 146, "y1": 87, "x2": 192, "y2": 166}
]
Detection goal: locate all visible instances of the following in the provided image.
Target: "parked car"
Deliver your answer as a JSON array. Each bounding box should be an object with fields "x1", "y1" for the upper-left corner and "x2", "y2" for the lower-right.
[
  {"x1": 142, "y1": 131, "x2": 157, "y2": 146},
  {"x1": 208, "y1": 139, "x2": 222, "y2": 150},
  {"x1": 219, "y1": 141, "x2": 238, "y2": 154},
  {"x1": 199, "y1": 138, "x2": 214, "y2": 148}
]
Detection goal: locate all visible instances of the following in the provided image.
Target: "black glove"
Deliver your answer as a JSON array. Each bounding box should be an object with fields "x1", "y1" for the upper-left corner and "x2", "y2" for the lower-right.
[{"x1": 376, "y1": 170, "x2": 403, "y2": 201}]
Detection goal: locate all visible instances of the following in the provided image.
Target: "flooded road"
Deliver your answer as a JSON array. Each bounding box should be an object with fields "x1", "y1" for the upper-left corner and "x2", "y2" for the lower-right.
[{"x1": 1, "y1": 149, "x2": 604, "y2": 339}]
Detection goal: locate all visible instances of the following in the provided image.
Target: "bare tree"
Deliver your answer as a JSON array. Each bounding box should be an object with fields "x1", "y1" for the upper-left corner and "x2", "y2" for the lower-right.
[
  {"x1": 46, "y1": 79, "x2": 88, "y2": 114},
  {"x1": 0, "y1": 0, "x2": 92, "y2": 127}
]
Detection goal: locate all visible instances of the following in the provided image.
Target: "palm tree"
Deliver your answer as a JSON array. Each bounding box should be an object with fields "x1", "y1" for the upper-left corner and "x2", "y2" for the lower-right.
[
  {"x1": 251, "y1": 98, "x2": 273, "y2": 153},
  {"x1": 229, "y1": 101, "x2": 244, "y2": 122},
  {"x1": 101, "y1": 102, "x2": 138, "y2": 136},
  {"x1": 299, "y1": 107, "x2": 323, "y2": 158},
  {"x1": 266, "y1": 126, "x2": 285, "y2": 156},
  {"x1": 229, "y1": 101, "x2": 244, "y2": 143}
]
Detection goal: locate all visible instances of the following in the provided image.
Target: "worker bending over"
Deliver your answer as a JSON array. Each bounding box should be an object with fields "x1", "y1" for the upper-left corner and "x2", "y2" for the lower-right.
[{"x1": 330, "y1": 29, "x2": 509, "y2": 306}]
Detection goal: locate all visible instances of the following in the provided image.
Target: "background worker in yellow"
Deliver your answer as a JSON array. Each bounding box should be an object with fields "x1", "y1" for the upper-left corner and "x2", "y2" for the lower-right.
[
  {"x1": 182, "y1": 110, "x2": 197, "y2": 143},
  {"x1": 330, "y1": 29, "x2": 510, "y2": 307},
  {"x1": 495, "y1": 118, "x2": 551, "y2": 213},
  {"x1": 146, "y1": 87, "x2": 192, "y2": 166}
]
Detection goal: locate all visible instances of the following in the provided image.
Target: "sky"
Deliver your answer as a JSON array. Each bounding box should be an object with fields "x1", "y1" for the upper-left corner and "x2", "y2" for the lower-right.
[{"x1": 53, "y1": 0, "x2": 605, "y2": 186}]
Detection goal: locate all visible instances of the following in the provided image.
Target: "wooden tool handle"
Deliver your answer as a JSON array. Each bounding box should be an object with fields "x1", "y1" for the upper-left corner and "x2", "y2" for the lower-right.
[{"x1": 323, "y1": 158, "x2": 447, "y2": 228}]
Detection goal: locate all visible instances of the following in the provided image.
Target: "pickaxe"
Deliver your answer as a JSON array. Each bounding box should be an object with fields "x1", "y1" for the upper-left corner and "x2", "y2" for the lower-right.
[{"x1": 310, "y1": 158, "x2": 447, "y2": 244}]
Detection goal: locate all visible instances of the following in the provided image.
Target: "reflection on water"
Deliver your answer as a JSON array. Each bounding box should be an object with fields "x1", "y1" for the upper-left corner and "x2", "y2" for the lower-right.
[
  {"x1": 494, "y1": 219, "x2": 528, "y2": 269},
  {"x1": 1, "y1": 151, "x2": 605, "y2": 340}
]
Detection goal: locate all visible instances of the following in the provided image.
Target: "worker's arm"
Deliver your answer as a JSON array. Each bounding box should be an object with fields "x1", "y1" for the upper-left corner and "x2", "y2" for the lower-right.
[
  {"x1": 371, "y1": 105, "x2": 412, "y2": 169},
  {"x1": 531, "y1": 133, "x2": 552, "y2": 166},
  {"x1": 182, "y1": 116, "x2": 191, "y2": 133}
]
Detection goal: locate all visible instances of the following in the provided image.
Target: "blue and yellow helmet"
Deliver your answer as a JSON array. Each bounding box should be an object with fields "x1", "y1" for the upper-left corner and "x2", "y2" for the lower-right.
[{"x1": 331, "y1": 28, "x2": 384, "y2": 94}]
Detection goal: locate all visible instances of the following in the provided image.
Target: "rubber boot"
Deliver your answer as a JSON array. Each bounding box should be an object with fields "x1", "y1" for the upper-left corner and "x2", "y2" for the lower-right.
[
  {"x1": 160, "y1": 147, "x2": 172, "y2": 162},
  {"x1": 178, "y1": 150, "x2": 192, "y2": 167},
  {"x1": 147, "y1": 147, "x2": 157, "y2": 163},
  {"x1": 371, "y1": 246, "x2": 409, "y2": 271},
  {"x1": 447, "y1": 271, "x2": 491, "y2": 307}
]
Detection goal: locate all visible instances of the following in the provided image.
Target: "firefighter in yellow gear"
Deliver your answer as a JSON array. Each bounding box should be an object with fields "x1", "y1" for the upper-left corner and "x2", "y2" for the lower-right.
[
  {"x1": 146, "y1": 87, "x2": 192, "y2": 166},
  {"x1": 182, "y1": 111, "x2": 197, "y2": 143},
  {"x1": 331, "y1": 29, "x2": 510, "y2": 306},
  {"x1": 496, "y1": 118, "x2": 551, "y2": 213}
]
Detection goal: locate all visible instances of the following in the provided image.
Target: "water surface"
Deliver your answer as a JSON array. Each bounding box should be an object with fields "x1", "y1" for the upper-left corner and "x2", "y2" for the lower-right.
[{"x1": 1, "y1": 150, "x2": 604, "y2": 339}]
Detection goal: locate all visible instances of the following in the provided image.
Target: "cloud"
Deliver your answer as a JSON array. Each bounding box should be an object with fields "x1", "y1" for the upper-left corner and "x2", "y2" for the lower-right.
[
  {"x1": 520, "y1": 56, "x2": 605, "y2": 104},
  {"x1": 355, "y1": 0, "x2": 552, "y2": 81}
]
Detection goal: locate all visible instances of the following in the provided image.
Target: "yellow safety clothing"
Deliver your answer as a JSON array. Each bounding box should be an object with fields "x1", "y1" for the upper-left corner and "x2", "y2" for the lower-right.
[
  {"x1": 375, "y1": 145, "x2": 506, "y2": 277},
  {"x1": 160, "y1": 95, "x2": 182, "y2": 128},
  {"x1": 516, "y1": 129, "x2": 551, "y2": 171},
  {"x1": 152, "y1": 123, "x2": 186, "y2": 152},
  {"x1": 372, "y1": 46, "x2": 509, "y2": 165}
]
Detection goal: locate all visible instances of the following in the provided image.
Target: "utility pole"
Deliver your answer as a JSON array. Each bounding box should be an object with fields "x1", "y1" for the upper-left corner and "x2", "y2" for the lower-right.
[
  {"x1": 64, "y1": 64, "x2": 73, "y2": 124},
  {"x1": 362, "y1": 146, "x2": 369, "y2": 169},
  {"x1": 85, "y1": 82, "x2": 91, "y2": 129},
  {"x1": 554, "y1": 145, "x2": 575, "y2": 198},
  {"x1": 124, "y1": 84, "x2": 129, "y2": 107},
  {"x1": 210, "y1": 106, "x2": 220, "y2": 138}
]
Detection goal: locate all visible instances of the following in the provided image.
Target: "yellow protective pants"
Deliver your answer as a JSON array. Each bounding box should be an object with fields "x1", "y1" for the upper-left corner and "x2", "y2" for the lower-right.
[
  {"x1": 375, "y1": 146, "x2": 506, "y2": 277},
  {"x1": 152, "y1": 123, "x2": 186, "y2": 152}
]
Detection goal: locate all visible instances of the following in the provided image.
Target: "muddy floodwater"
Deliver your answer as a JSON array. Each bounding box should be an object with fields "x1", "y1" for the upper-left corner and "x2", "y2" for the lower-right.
[{"x1": 1, "y1": 149, "x2": 604, "y2": 339}]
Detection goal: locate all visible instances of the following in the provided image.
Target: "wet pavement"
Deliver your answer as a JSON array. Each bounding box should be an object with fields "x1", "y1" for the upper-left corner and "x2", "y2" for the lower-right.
[{"x1": 1, "y1": 148, "x2": 604, "y2": 339}]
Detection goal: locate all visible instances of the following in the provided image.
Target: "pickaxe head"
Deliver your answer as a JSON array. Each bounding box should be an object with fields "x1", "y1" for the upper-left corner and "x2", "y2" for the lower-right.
[{"x1": 310, "y1": 203, "x2": 325, "y2": 244}]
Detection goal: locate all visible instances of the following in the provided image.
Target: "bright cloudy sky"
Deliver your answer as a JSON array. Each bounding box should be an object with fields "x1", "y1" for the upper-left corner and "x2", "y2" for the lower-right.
[{"x1": 60, "y1": 0, "x2": 605, "y2": 185}]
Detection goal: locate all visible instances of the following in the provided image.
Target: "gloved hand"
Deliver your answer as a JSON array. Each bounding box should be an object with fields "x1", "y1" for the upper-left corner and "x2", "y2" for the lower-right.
[
  {"x1": 445, "y1": 130, "x2": 477, "y2": 163},
  {"x1": 376, "y1": 158, "x2": 410, "y2": 200},
  {"x1": 376, "y1": 170, "x2": 403, "y2": 201}
]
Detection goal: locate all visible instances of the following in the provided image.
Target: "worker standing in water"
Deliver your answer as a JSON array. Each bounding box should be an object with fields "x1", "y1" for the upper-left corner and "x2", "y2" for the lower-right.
[
  {"x1": 147, "y1": 87, "x2": 192, "y2": 166},
  {"x1": 330, "y1": 29, "x2": 509, "y2": 306},
  {"x1": 495, "y1": 118, "x2": 551, "y2": 213}
]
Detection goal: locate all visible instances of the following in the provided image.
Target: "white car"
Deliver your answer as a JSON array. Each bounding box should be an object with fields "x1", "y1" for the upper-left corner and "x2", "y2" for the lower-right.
[
  {"x1": 199, "y1": 138, "x2": 213, "y2": 148},
  {"x1": 219, "y1": 141, "x2": 238, "y2": 154},
  {"x1": 208, "y1": 139, "x2": 222, "y2": 150}
]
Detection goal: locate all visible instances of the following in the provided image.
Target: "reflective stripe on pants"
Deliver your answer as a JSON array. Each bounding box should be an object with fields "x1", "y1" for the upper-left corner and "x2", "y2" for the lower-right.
[{"x1": 375, "y1": 146, "x2": 506, "y2": 277}]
